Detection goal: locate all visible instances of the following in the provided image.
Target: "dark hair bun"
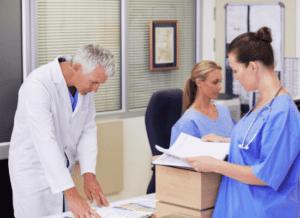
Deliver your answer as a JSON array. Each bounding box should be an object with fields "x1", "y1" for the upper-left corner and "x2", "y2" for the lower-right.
[{"x1": 255, "y1": 27, "x2": 272, "y2": 44}]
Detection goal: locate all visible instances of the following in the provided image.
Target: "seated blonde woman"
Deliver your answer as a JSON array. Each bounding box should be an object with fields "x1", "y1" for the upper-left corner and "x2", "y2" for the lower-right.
[{"x1": 170, "y1": 61, "x2": 235, "y2": 146}]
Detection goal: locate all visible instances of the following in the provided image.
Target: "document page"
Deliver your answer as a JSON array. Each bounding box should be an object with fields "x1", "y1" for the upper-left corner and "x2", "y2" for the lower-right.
[
  {"x1": 62, "y1": 198, "x2": 156, "y2": 218},
  {"x1": 95, "y1": 198, "x2": 156, "y2": 218},
  {"x1": 153, "y1": 133, "x2": 230, "y2": 168}
]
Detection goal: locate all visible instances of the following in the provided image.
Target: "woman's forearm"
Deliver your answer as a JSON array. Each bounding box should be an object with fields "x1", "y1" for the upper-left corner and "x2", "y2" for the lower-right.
[
  {"x1": 184, "y1": 156, "x2": 267, "y2": 186},
  {"x1": 212, "y1": 159, "x2": 267, "y2": 186}
]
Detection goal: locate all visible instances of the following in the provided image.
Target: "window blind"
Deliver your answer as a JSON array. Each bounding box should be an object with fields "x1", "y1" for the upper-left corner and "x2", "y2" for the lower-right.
[
  {"x1": 128, "y1": 0, "x2": 196, "y2": 109},
  {"x1": 37, "y1": 0, "x2": 121, "y2": 112}
]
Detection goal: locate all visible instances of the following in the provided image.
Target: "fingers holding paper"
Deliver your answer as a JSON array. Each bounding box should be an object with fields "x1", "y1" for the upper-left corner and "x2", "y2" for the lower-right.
[
  {"x1": 182, "y1": 156, "x2": 219, "y2": 173},
  {"x1": 201, "y1": 134, "x2": 230, "y2": 143}
]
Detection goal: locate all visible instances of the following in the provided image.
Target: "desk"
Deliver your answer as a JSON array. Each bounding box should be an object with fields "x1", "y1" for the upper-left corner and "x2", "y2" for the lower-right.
[{"x1": 43, "y1": 193, "x2": 156, "y2": 218}]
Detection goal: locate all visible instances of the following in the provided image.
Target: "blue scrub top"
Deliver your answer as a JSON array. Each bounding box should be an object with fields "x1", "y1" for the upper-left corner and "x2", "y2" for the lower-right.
[
  {"x1": 68, "y1": 89, "x2": 78, "y2": 112},
  {"x1": 170, "y1": 104, "x2": 236, "y2": 147},
  {"x1": 213, "y1": 95, "x2": 300, "y2": 218}
]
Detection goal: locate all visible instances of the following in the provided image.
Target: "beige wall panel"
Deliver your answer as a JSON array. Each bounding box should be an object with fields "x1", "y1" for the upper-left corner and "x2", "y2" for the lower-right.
[
  {"x1": 72, "y1": 119, "x2": 124, "y2": 199},
  {"x1": 215, "y1": 0, "x2": 296, "y2": 86}
]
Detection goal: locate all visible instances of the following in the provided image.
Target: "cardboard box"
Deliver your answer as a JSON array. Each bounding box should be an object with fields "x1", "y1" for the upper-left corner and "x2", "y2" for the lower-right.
[
  {"x1": 156, "y1": 165, "x2": 222, "y2": 210},
  {"x1": 158, "y1": 213, "x2": 196, "y2": 218},
  {"x1": 156, "y1": 201, "x2": 213, "y2": 218}
]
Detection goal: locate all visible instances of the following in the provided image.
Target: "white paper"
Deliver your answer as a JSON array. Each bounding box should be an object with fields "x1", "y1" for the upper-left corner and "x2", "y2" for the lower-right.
[
  {"x1": 152, "y1": 153, "x2": 193, "y2": 168},
  {"x1": 226, "y1": 5, "x2": 248, "y2": 43},
  {"x1": 96, "y1": 208, "x2": 152, "y2": 218},
  {"x1": 283, "y1": 58, "x2": 299, "y2": 96},
  {"x1": 95, "y1": 198, "x2": 157, "y2": 218},
  {"x1": 249, "y1": 5, "x2": 282, "y2": 71},
  {"x1": 153, "y1": 133, "x2": 230, "y2": 168}
]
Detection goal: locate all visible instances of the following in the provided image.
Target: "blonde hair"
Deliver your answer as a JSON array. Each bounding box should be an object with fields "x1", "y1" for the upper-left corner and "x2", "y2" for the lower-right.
[{"x1": 181, "y1": 60, "x2": 222, "y2": 115}]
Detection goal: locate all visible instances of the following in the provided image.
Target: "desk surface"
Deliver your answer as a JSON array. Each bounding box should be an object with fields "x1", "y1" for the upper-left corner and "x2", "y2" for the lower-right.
[{"x1": 43, "y1": 193, "x2": 156, "y2": 218}]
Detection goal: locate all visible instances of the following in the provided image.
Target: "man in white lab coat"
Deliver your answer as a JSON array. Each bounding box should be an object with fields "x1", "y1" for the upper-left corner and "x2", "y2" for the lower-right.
[{"x1": 9, "y1": 45, "x2": 115, "y2": 218}]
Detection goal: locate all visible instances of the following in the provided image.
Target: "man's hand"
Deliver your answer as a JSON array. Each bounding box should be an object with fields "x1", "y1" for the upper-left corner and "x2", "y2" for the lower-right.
[
  {"x1": 84, "y1": 172, "x2": 109, "y2": 208},
  {"x1": 64, "y1": 187, "x2": 101, "y2": 218}
]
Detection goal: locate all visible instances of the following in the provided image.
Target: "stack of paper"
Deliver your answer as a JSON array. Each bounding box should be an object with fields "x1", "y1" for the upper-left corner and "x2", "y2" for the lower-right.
[{"x1": 153, "y1": 133, "x2": 230, "y2": 168}]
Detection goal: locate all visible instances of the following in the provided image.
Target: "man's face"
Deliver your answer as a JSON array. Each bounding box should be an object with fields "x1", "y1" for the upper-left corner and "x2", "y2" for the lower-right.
[{"x1": 73, "y1": 64, "x2": 108, "y2": 96}]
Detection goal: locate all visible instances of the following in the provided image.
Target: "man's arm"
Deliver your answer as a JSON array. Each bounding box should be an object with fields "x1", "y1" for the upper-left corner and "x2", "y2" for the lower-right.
[
  {"x1": 76, "y1": 93, "x2": 98, "y2": 176},
  {"x1": 76, "y1": 93, "x2": 109, "y2": 207}
]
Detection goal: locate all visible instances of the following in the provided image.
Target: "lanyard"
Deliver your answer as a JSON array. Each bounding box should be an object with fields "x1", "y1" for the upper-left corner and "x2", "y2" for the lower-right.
[{"x1": 238, "y1": 84, "x2": 282, "y2": 150}]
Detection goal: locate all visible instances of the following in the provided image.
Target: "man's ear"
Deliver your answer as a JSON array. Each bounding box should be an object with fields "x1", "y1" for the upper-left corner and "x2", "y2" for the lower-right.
[{"x1": 73, "y1": 63, "x2": 82, "y2": 73}]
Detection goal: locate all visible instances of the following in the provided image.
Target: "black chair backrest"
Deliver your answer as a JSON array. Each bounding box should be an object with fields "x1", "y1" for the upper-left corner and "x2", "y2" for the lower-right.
[{"x1": 145, "y1": 89, "x2": 183, "y2": 156}]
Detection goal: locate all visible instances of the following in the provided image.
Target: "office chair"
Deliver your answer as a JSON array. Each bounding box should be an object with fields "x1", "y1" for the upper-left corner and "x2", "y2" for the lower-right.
[{"x1": 145, "y1": 88, "x2": 183, "y2": 194}]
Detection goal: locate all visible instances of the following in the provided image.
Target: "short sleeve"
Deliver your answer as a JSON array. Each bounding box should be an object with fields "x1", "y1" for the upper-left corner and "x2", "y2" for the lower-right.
[
  {"x1": 251, "y1": 106, "x2": 300, "y2": 191},
  {"x1": 170, "y1": 118, "x2": 201, "y2": 147}
]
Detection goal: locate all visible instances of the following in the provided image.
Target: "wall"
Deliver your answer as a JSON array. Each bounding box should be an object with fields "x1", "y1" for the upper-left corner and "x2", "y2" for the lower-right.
[
  {"x1": 202, "y1": 0, "x2": 216, "y2": 61},
  {"x1": 104, "y1": 116, "x2": 152, "y2": 203}
]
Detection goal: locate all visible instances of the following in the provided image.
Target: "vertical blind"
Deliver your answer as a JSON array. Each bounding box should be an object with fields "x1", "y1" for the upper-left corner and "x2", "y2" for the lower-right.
[
  {"x1": 128, "y1": 0, "x2": 196, "y2": 109},
  {"x1": 37, "y1": 0, "x2": 121, "y2": 112}
]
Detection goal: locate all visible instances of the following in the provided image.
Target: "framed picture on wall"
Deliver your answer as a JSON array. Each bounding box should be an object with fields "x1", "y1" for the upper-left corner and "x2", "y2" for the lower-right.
[{"x1": 149, "y1": 20, "x2": 179, "y2": 71}]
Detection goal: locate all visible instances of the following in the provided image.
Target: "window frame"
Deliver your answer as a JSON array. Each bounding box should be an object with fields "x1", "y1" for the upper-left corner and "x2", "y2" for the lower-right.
[{"x1": 22, "y1": 0, "x2": 202, "y2": 122}]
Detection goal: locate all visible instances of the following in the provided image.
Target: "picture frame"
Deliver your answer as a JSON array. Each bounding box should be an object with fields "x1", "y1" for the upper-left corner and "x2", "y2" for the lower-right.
[{"x1": 149, "y1": 20, "x2": 179, "y2": 71}]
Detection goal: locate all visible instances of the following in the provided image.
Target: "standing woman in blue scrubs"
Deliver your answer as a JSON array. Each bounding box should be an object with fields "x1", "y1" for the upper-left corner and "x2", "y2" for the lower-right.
[
  {"x1": 184, "y1": 27, "x2": 300, "y2": 217},
  {"x1": 169, "y1": 61, "x2": 236, "y2": 147}
]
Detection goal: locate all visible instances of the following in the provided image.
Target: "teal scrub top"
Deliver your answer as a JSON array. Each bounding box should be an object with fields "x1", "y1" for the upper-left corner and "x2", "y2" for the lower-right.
[
  {"x1": 213, "y1": 95, "x2": 300, "y2": 217},
  {"x1": 170, "y1": 104, "x2": 236, "y2": 147}
]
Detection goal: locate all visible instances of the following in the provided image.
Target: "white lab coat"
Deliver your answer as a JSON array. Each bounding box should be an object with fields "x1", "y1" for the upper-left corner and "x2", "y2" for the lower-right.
[{"x1": 8, "y1": 56, "x2": 98, "y2": 218}]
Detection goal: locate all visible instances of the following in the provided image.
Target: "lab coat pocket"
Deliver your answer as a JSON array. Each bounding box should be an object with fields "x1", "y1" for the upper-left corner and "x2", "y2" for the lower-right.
[{"x1": 15, "y1": 147, "x2": 49, "y2": 190}]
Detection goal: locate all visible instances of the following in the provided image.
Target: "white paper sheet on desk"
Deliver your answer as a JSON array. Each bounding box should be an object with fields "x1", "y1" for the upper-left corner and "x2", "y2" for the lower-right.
[
  {"x1": 96, "y1": 208, "x2": 152, "y2": 218},
  {"x1": 95, "y1": 197, "x2": 156, "y2": 218},
  {"x1": 153, "y1": 133, "x2": 230, "y2": 168}
]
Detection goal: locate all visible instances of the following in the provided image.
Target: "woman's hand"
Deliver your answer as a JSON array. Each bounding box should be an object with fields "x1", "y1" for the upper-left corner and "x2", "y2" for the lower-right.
[
  {"x1": 201, "y1": 134, "x2": 230, "y2": 143},
  {"x1": 182, "y1": 156, "x2": 219, "y2": 173}
]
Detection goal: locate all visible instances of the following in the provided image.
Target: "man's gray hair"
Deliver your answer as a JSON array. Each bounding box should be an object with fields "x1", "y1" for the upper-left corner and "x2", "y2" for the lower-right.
[{"x1": 71, "y1": 45, "x2": 115, "y2": 77}]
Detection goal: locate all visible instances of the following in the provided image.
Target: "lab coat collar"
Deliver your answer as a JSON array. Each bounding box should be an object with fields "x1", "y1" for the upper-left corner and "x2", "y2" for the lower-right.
[
  {"x1": 52, "y1": 56, "x2": 73, "y2": 113},
  {"x1": 51, "y1": 56, "x2": 86, "y2": 116},
  {"x1": 52, "y1": 55, "x2": 71, "y2": 84}
]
